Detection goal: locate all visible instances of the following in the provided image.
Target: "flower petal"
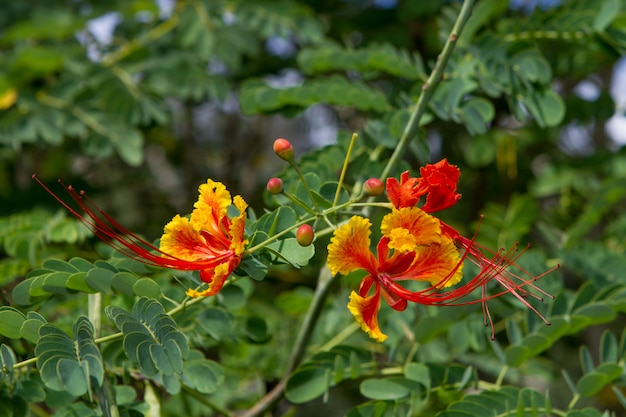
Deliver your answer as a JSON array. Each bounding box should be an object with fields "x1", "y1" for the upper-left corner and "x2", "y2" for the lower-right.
[
  {"x1": 347, "y1": 290, "x2": 387, "y2": 342},
  {"x1": 327, "y1": 216, "x2": 376, "y2": 276},
  {"x1": 386, "y1": 171, "x2": 421, "y2": 209},
  {"x1": 160, "y1": 215, "x2": 212, "y2": 261},
  {"x1": 419, "y1": 159, "x2": 462, "y2": 213},
  {"x1": 381, "y1": 207, "x2": 442, "y2": 250},
  {"x1": 229, "y1": 195, "x2": 248, "y2": 255},
  {"x1": 409, "y1": 236, "x2": 463, "y2": 287},
  {"x1": 186, "y1": 260, "x2": 236, "y2": 298},
  {"x1": 190, "y1": 180, "x2": 232, "y2": 233}
]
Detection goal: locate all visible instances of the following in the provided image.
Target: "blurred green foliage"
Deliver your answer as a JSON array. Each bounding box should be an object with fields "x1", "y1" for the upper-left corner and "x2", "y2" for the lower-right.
[{"x1": 1, "y1": 0, "x2": 626, "y2": 416}]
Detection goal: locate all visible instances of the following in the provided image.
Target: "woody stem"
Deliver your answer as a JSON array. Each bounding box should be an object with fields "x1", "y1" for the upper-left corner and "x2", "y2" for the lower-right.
[
  {"x1": 238, "y1": 266, "x2": 335, "y2": 417},
  {"x1": 378, "y1": 0, "x2": 476, "y2": 180}
]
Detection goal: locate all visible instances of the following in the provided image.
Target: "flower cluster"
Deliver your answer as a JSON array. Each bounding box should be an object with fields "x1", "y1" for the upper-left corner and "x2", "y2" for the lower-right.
[
  {"x1": 33, "y1": 176, "x2": 248, "y2": 298},
  {"x1": 35, "y1": 144, "x2": 556, "y2": 344},
  {"x1": 328, "y1": 159, "x2": 556, "y2": 342}
]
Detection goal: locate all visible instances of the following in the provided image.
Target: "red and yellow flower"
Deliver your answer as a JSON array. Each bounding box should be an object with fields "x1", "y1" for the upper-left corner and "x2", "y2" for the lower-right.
[
  {"x1": 386, "y1": 158, "x2": 461, "y2": 213},
  {"x1": 330, "y1": 159, "x2": 557, "y2": 342},
  {"x1": 159, "y1": 180, "x2": 248, "y2": 297},
  {"x1": 327, "y1": 208, "x2": 463, "y2": 342},
  {"x1": 34, "y1": 176, "x2": 248, "y2": 298}
]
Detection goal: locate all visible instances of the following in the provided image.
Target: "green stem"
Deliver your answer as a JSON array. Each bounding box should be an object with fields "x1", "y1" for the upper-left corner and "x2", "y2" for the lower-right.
[
  {"x1": 280, "y1": 190, "x2": 318, "y2": 215},
  {"x1": 291, "y1": 162, "x2": 321, "y2": 211},
  {"x1": 378, "y1": 0, "x2": 476, "y2": 180},
  {"x1": 101, "y1": 14, "x2": 179, "y2": 67},
  {"x1": 315, "y1": 322, "x2": 359, "y2": 354},
  {"x1": 245, "y1": 199, "x2": 388, "y2": 254},
  {"x1": 333, "y1": 132, "x2": 358, "y2": 207},
  {"x1": 88, "y1": 293, "x2": 102, "y2": 339},
  {"x1": 495, "y1": 365, "x2": 509, "y2": 388},
  {"x1": 239, "y1": 266, "x2": 336, "y2": 417},
  {"x1": 182, "y1": 384, "x2": 234, "y2": 417}
]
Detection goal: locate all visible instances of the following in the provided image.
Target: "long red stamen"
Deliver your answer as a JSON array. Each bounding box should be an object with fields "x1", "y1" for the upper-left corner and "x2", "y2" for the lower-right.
[
  {"x1": 32, "y1": 174, "x2": 232, "y2": 271},
  {"x1": 378, "y1": 216, "x2": 558, "y2": 338}
]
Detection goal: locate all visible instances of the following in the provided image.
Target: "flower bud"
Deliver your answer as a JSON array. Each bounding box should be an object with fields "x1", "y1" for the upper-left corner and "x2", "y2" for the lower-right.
[
  {"x1": 273, "y1": 138, "x2": 294, "y2": 162},
  {"x1": 266, "y1": 177, "x2": 284, "y2": 194},
  {"x1": 363, "y1": 178, "x2": 384, "y2": 196},
  {"x1": 296, "y1": 224, "x2": 314, "y2": 246}
]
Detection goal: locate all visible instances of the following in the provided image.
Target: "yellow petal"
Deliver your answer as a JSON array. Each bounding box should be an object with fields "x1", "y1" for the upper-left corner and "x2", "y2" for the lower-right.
[
  {"x1": 229, "y1": 195, "x2": 249, "y2": 255},
  {"x1": 160, "y1": 215, "x2": 205, "y2": 261},
  {"x1": 186, "y1": 262, "x2": 233, "y2": 298},
  {"x1": 412, "y1": 236, "x2": 463, "y2": 288},
  {"x1": 327, "y1": 216, "x2": 376, "y2": 276},
  {"x1": 381, "y1": 207, "x2": 441, "y2": 250},
  {"x1": 385, "y1": 227, "x2": 416, "y2": 252},
  {"x1": 190, "y1": 179, "x2": 232, "y2": 231},
  {"x1": 347, "y1": 290, "x2": 387, "y2": 342}
]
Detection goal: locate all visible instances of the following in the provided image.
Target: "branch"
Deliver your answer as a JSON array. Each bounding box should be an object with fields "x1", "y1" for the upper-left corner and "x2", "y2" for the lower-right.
[
  {"x1": 379, "y1": 0, "x2": 477, "y2": 180},
  {"x1": 239, "y1": 267, "x2": 335, "y2": 417}
]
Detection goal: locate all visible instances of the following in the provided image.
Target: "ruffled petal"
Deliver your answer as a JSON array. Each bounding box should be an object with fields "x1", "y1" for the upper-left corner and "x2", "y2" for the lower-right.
[
  {"x1": 327, "y1": 216, "x2": 377, "y2": 276},
  {"x1": 229, "y1": 195, "x2": 248, "y2": 255},
  {"x1": 386, "y1": 171, "x2": 421, "y2": 209},
  {"x1": 190, "y1": 180, "x2": 232, "y2": 233},
  {"x1": 160, "y1": 215, "x2": 211, "y2": 261},
  {"x1": 419, "y1": 159, "x2": 462, "y2": 213},
  {"x1": 381, "y1": 207, "x2": 442, "y2": 250},
  {"x1": 408, "y1": 236, "x2": 463, "y2": 287},
  {"x1": 347, "y1": 289, "x2": 387, "y2": 342},
  {"x1": 186, "y1": 260, "x2": 235, "y2": 298}
]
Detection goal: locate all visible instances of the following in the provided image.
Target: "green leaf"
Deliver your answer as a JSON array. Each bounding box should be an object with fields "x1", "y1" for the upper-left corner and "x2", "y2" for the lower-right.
[
  {"x1": 345, "y1": 402, "x2": 389, "y2": 417},
  {"x1": 0, "y1": 344, "x2": 16, "y2": 380},
  {"x1": 66, "y1": 272, "x2": 97, "y2": 294},
  {"x1": 600, "y1": 330, "x2": 618, "y2": 363},
  {"x1": 42, "y1": 272, "x2": 72, "y2": 295},
  {"x1": 239, "y1": 255, "x2": 268, "y2": 281},
  {"x1": 85, "y1": 267, "x2": 116, "y2": 294},
  {"x1": 15, "y1": 379, "x2": 46, "y2": 403},
  {"x1": 573, "y1": 303, "x2": 617, "y2": 325},
  {"x1": 20, "y1": 314, "x2": 47, "y2": 344},
  {"x1": 42, "y1": 258, "x2": 78, "y2": 273},
  {"x1": 297, "y1": 43, "x2": 424, "y2": 79},
  {"x1": 111, "y1": 271, "x2": 139, "y2": 296},
  {"x1": 266, "y1": 237, "x2": 315, "y2": 267},
  {"x1": 404, "y1": 363, "x2": 430, "y2": 389},
  {"x1": 505, "y1": 345, "x2": 531, "y2": 367},
  {"x1": 522, "y1": 90, "x2": 565, "y2": 128},
  {"x1": 197, "y1": 308, "x2": 231, "y2": 341},
  {"x1": 276, "y1": 286, "x2": 314, "y2": 315},
  {"x1": 285, "y1": 365, "x2": 330, "y2": 403},
  {"x1": 12, "y1": 277, "x2": 48, "y2": 306},
  {"x1": 576, "y1": 373, "x2": 609, "y2": 397},
  {"x1": 593, "y1": 0, "x2": 620, "y2": 31},
  {"x1": 239, "y1": 75, "x2": 389, "y2": 115},
  {"x1": 35, "y1": 318, "x2": 103, "y2": 398},
  {"x1": 242, "y1": 316, "x2": 271, "y2": 344},
  {"x1": 106, "y1": 297, "x2": 188, "y2": 377},
  {"x1": 460, "y1": 98, "x2": 495, "y2": 135},
  {"x1": 0, "y1": 308, "x2": 26, "y2": 339},
  {"x1": 254, "y1": 206, "x2": 297, "y2": 237},
  {"x1": 132, "y1": 277, "x2": 162, "y2": 298},
  {"x1": 182, "y1": 357, "x2": 224, "y2": 394},
  {"x1": 360, "y1": 377, "x2": 422, "y2": 400}
]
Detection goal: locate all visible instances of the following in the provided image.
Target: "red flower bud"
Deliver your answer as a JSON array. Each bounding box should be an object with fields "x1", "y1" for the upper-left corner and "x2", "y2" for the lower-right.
[
  {"x1": 363, "y1": 178, "x2": 384, "y2": 196},
  {"x1": 273, "y1": 138, "x2": 294, "y2": 162},
  {"x1": 266, "y1": 177, "x2": 284, "y2": 194},
  {"x1": 296, "y1": 224, "x2": 314, "y2": 246}
]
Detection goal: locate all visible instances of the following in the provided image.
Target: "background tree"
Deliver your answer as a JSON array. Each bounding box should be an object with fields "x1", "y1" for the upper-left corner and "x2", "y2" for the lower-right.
[{"x1": 1, "y1": 0, "x2": 626, "y2": 416}]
